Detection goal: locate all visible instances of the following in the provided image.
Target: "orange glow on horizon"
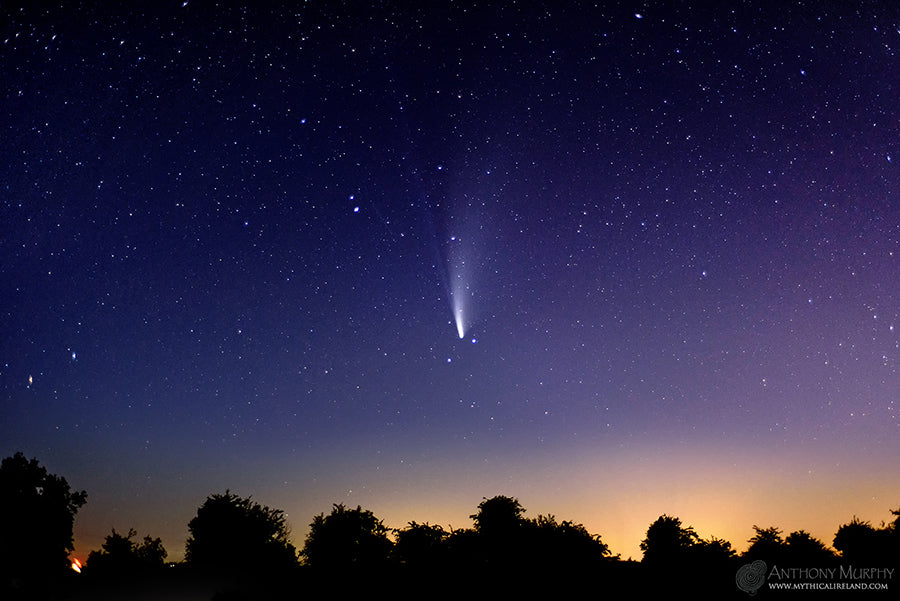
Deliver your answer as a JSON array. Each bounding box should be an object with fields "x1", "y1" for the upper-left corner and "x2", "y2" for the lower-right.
[{"x1": 72, "y1": 437, "x2": 899, "y2": 565}]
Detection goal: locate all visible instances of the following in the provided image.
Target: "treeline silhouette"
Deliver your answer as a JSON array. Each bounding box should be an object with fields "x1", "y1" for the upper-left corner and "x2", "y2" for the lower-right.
[{"x1": 1, "y1": 452, "x2": 897, "y2": 600}]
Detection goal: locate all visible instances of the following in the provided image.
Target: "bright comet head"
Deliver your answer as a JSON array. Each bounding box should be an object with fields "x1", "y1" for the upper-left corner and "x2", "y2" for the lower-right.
[
  {"x1": 450, "y1": 277, "x2": 467, "y2": 339},
  {"x1": 452, "y1": 291, "x2": 466, "y2": 338}
]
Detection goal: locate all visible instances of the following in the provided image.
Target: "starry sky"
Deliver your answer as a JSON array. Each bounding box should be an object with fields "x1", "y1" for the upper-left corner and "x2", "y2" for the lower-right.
[{"x1": 2, "y1": 1, "x2": 899, "y2": 561}]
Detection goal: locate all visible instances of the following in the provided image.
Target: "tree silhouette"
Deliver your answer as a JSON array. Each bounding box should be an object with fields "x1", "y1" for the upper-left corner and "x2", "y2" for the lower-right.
[
  {"x1": 185, "y1": 491, "x2": 297, "y2": 575},
  {"x1": 449, "y1": 497, "x2": 613, "y2": 583},
  {"x1": 458, "y1": 495, "x2": 530, "y2": 573},
  {"x1": 302, "y1": 504, "x2": 392, "y2": 571},
  {"x1": 393, "y1": 521, "x2": 449, "y2": 568},
  {"x1": 640, "y1": 514, "x2": 699, "y2": 566},
  {"x1": 86, "y1": 528, "x2": 167, "y2": 578},
  {"x1": 833, "y1": 516, "x2": 887, "y2": 564},
  {"x1": 639, "y1": 514, "x2": 736, "y2": 596},
  {"x1": 445, "y1": 497, "x2": 617, "y2": 597},
  {"x1": 135, "y1": 533, "x2": 167, "y2": 567},
  {"x1": 744, "y1": 525, "x2": 786, "y2": 563},
  {"x1": 835, "y1": 508, "x2": 900, "y2": 565},
  {"x1": 445, "y1": 526, "x2": 482, "y2": 570},
  {"x1": 690, "y1": 535, "x2": 735, "y2": 563},
  {"x1": 0, "y1": 452, "x2": 87, "y2": 596},
  {"x1": 388, "y1": 521, "x2": 453, "y2": 596},
  {"x1": 888, "y1": 507, "x2": 900, "y2": 565},
  {"x1": 470, "y1": 495, "x2": 526, "y2": 536},
  {"x1": 528, "y1": 513, "x2": 612, "y2": 567},
  {"x1": 784, "y1": 530, "x2": 835, "y2": 565}
]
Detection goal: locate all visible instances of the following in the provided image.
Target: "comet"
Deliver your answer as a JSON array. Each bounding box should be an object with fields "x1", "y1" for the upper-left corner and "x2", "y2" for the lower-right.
[
  {"x1": 453, "y1": 301, "x2": 465, "y2": 339},
  {"x1": 449, "y1": 254, "x2": 470, "y2": 339},
  {"x1": 440, "y1": 204, "x2": 482, "y2": 340}
]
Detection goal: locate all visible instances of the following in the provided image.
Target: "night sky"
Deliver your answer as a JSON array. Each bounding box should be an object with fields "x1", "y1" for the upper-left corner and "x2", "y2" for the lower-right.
[{"x1": 3, "y1": 2, "x2": 899, "y2": 561}]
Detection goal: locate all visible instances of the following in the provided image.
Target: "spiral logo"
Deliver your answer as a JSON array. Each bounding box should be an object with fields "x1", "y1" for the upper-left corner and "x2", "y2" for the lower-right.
[{"x1": 736, "y1": 560, "x2": 767, "y2": 595}]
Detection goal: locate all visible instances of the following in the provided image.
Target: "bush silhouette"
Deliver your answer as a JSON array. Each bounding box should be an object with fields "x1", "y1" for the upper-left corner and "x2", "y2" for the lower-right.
[
  {"x1": 784, "y1": 530, "x2": 835, "y2": 565},
  {"x1": 640, "y1": 514, "x2": 699, "y2": 566},
  {"x1": 470, "y1": 495, "x2": 526, "y2": 536},
  {"x1": 86, "y1": 528, "x2": 167, "y2": 579},
  {"x1": 0, "y1": 452, "x2": 86, "y2": 596},
  {"x1": 185, "y1": 491, "x2": 297, "y2": 575},
  {"x1": 302, "y1": 504, "x2": 392, "y2": 571},
  {"x1": 393, "y1": 521, "x2": 449, "y2": 568},
  {"x1": 639, "y1": 514, "x2": 737, "y2": 595},
  {"x1": 744, "y1": 525, "x2": 787, "y2": 564},
  {"x1": 527, "y1": 513, "x2": 613, "y2": 569},
  {"x1": 429, "y1": 496, "x2": 617, "y2": 596},
  {"x1": 833, "y1": 516, "x2": 891, "y2": 564}
]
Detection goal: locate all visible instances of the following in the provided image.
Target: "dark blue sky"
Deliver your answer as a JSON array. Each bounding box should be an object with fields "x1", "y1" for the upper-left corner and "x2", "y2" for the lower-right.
[{"x1": 2, "y1": 1, "x2": 899, "y2": 559}]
